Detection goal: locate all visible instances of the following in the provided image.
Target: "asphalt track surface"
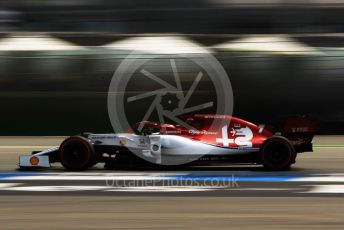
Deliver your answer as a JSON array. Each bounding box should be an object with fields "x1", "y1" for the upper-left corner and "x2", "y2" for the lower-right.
[{"x1": 0, "y1": 136, "x2": 344, "y2": 229}]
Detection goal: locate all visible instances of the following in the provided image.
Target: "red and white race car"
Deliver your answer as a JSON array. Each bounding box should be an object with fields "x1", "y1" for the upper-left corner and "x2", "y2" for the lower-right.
[{"x1": 19, "y1": 114, "x2": 316, "y2": 171}]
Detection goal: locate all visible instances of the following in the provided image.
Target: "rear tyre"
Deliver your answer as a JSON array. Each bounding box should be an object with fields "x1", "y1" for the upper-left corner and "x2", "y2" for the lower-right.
[
  {"x1": 260, "y1": 136, "x2": 296, "y2": 171},
  {"x1": 59, "y1": 136, "x2": 96, "y2": 171}
]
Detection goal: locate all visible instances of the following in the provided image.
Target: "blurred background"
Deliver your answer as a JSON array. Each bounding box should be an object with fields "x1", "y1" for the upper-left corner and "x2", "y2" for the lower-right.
[{"x1": 1, "y1": 0, "x2": 344, "y2": 135}]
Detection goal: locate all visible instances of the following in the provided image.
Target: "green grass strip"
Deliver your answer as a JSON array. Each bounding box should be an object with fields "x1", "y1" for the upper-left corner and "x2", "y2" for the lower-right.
[{"x1": 314, "y1": 145, "x2": 344, "y2": 148}]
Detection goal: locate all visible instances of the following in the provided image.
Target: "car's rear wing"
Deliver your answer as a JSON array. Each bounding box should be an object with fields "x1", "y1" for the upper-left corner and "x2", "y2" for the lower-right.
[{"x1": 282, "y1": 116, "x2": 317, "y2": 152}]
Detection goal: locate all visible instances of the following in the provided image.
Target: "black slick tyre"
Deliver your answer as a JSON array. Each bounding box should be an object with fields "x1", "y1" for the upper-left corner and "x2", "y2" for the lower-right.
[
  {"x1": 59, "y1": 136, "x2": 96, "y2": 171},
  {"x1": 260, "y1": 136, "x2": 296, "y2": 171}
]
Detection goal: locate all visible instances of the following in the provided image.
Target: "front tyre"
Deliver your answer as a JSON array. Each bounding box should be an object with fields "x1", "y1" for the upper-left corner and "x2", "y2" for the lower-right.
[
  {"x1": 59, "y1": 136, "x2": 96, "y2": 171},
  {"x1": 260, "y1": 136, "x2": 296, "y2": 171}
]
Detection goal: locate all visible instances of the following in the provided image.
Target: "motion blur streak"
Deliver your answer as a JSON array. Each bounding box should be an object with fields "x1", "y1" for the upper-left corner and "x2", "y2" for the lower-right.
[
  {"x1": 1, "y1": 1, "x2": 344, "y2": 134},
  {"x1": 103, "y1": 36, "x2": 210, "y2": 54},
  {"x1": 1, "y1": 32, "x2": 344, "y2": 134}
]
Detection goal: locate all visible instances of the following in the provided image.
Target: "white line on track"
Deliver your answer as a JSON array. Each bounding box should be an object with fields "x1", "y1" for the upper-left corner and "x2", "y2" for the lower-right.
[
  {"x1": 289, "y1": 176, "x2": 344, "y2": 182},
  {"x1": 4, "y1": 175, "x2": 166, "y2": 181},
  {"x1": 0, "y1": 185, "x2": 290, "y2": 192},
  {"x1": 0, "y1": 183, "x2": 22, "y2": 188},
  {"x1": 0, "y1": 183, "x2": 236, "y2": 192},
  {"x1": 2, "y1": 186, "x2": 110, "y2": 192},
  {"x1": 304, "y1": 185, "x2": 344, "y2": 193},
  {"x1": 106, "y1": 186, "x2": 232, "y2": 192}
]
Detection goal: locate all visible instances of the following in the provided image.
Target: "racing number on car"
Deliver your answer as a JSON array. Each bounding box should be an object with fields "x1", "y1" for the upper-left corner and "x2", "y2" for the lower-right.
[{"x1": 216, "y1": 125, "x2": 253, "y2": 147}]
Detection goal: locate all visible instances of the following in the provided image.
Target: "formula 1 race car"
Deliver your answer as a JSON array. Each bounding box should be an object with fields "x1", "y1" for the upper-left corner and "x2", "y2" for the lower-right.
[{"x1": 19, "y1": 114, "x2": 316, "y2": 171}]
